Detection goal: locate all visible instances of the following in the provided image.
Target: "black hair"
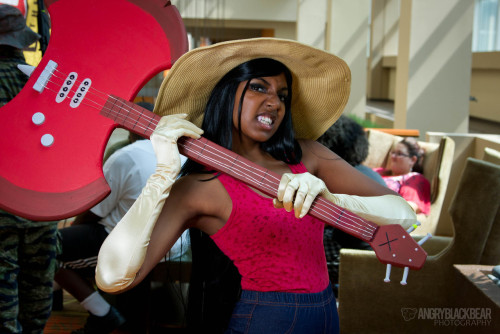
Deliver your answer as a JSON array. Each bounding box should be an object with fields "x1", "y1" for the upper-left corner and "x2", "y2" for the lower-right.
[
  {"x1": 181, "y1": 57, "x2": 301, "y2": 177},
  {"x1": 316, "y1": 115, "x2": 368, "y2": 167}
]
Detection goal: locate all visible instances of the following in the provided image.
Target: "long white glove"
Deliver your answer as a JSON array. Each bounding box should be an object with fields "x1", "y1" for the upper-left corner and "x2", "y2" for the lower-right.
[
  {"x1": 96, "y1": 114, "x2": 203, "y2": 293},
  {"x1": 274, "y1": 172, "x2": 416, "y2": 229}
]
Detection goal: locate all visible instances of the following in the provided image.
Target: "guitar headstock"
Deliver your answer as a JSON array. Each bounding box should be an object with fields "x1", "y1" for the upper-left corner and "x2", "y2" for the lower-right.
[{"x1": 369, "y1": 224, "x2": 428, "y2": 271}]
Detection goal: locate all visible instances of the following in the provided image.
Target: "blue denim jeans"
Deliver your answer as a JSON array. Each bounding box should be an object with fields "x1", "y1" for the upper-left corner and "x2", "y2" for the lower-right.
[{"x1": 225, "y1": 284, "x2": 339, "y2": 334}]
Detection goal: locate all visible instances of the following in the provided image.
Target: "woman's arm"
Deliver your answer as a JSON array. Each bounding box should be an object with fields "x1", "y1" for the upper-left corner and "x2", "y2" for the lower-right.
[
  {"x1": 301, "y1": 139, "x2": 393, "y2": 196},
  {"x1": 95, "y1": 114, "x2": 203, "y2": 293},
  {"x1": 274, "y1": 140, "x2": 417, "y2": 229}
]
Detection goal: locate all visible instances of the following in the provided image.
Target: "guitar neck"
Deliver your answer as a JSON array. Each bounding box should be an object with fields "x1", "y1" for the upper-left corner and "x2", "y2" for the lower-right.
[
  {"x1": 101, "y1": 95, "x2": 379, "y2": 242},
  {"x1": 101, "y1": 96, "x2": 162, "y2": 138}
]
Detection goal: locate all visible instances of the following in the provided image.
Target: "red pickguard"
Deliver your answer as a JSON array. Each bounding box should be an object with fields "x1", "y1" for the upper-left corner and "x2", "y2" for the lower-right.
[{"x1": 0, "y1": 0, "x2": 187, "y2": 220}]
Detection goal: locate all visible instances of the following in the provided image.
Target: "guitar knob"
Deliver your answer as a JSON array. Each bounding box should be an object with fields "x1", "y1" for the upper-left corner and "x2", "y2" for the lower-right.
[
  {"x1": 400, "y1": 267, "x2": 410, "y2": 285},
  {"x1": 41, "y1": 134, "x2": 54, "y2": 147},
  {"x1": 32, "y1": 112, "x2": 45, "y2": 125},
  {"x1": 384, "y1": 264, "x2": 392, "y2": 283}
]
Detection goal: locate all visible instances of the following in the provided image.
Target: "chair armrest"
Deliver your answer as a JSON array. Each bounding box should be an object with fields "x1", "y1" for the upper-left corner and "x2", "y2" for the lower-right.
[{"x1": 365, "y1": 128, "x2": 420, "y2": 137}]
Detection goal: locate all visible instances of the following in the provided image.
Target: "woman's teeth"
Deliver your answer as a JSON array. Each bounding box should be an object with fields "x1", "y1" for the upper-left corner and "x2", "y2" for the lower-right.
[{"x1": 257, "y1": 115, "x2": 273, "y2": 126}]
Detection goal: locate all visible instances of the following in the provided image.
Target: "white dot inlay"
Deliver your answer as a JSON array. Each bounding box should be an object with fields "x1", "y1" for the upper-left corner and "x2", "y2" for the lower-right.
[
  {"x1": 32, "y1": 112, "x2": 45, "y2": 125},
  {"x1": 41, "y1": 134, "x2": 54, "y2": 147}
]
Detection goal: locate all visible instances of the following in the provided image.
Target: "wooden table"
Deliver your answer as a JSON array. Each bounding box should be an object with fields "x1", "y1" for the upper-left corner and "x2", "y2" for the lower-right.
[
  {"x1": 454, "y1": 264, "x2": 500, "y2": 308},
  {"x1": 453, "y1": 265, "x2": 500, "y2": 333}
]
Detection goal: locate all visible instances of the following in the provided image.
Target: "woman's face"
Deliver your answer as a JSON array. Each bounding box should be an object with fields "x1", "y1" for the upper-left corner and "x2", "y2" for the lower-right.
[
  {"x1": 390, "y1": 143, "x2": 417, "y2": 175},
  {"x1": 232, "y1": 73, "x2": 288, "y2": 143}
]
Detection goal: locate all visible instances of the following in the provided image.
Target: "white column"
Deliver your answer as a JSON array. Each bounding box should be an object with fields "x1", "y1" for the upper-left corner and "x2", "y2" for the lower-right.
[
  {"x1": 395, "y1": 0, "x2": 474, "y2": 133},
  {"x1": 327, "y1": 0, "x2": 370, "y2": 118},
  {"x1": 296, "y1": 0, "x2": 328, "y2": 49},
  {"x1": 368, "y1": 0, "x2": 400, "y2": 100}
]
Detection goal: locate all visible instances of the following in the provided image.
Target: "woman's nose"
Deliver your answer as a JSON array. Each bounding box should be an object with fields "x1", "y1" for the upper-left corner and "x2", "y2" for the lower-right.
[{"x1": 266, "y1": 93, "x2": 281, "y2": 109}]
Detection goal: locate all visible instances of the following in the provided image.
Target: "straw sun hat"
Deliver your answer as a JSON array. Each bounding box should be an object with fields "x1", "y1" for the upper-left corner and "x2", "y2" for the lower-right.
[{"x1": 154, "y1": 38, "x2": 351, "y2": 140}]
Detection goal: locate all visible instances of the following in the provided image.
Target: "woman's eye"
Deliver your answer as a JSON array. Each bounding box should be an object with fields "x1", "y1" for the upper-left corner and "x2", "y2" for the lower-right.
[
  {"x1": 249, "y1": 83, "x2": 266, "y2": 93},
  {"x1": 279, "y1": 94, "x2": 288, "y2": 102}
]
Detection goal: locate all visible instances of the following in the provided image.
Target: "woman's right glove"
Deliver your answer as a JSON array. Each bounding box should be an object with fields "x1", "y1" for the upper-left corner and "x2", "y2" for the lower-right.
[
  {"x1": 96, "y1": 114, "x2": 203, "y2": 293},
  {"x1": 274, "y1": 172, "x2": 416, "y2": 230}
]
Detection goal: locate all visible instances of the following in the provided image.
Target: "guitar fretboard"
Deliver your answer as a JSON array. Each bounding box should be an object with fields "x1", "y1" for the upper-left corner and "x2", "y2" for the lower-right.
[{"x1": 102, "y1": 95, "x2": 379, "y2": 242}]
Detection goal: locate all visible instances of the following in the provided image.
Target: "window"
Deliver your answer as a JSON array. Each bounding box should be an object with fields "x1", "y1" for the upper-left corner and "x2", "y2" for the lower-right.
[{"x1": 473, "y1": 0, "x2": 500, "y2": 51}]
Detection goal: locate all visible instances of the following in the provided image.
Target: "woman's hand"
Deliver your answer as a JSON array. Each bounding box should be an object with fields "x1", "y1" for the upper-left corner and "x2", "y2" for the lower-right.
[
  {"x1": 151, "y1": 114, "x2": 203, "y2": 174},
  {"x1": 273, "y1": 172, "x2": 417, "y2": 229},
  {"x1": 274, "y1": 172, "x2": 327, "y2": 219}
]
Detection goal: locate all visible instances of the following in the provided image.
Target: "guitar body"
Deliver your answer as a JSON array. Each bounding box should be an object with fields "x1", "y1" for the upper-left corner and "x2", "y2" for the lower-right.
[{"x1": 0, "y1": 0, "x2": 187, "y2": 221}]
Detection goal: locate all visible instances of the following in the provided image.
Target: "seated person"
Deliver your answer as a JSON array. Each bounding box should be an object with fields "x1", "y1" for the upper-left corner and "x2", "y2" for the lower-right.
[
  {"x1": 373, "y1": 137, "x2": 431, "y2": 215},
  {"x1": 317, "y1": 115, "x2": 385, "y2": 186},
  {"x1": 316, "y1": 115, "x2": 383, "y2": 293},
  {"x1": 54, "y1": 102, "x2": 189, "y2": 334}
]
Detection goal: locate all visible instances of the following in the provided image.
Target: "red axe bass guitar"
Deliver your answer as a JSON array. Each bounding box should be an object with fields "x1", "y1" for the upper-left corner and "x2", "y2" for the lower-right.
[
  {"x1": 0, "y1": 0, "x2": 430, "y2": 283},
  {"x1": 0, "y1": 0, "x2": 187, "y2": 220}
]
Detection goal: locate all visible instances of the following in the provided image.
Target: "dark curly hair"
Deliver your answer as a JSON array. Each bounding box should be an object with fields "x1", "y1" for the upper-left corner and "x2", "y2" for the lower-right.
[{"x1": 316, "y1": 115, "x2": 368, "y2": 166}]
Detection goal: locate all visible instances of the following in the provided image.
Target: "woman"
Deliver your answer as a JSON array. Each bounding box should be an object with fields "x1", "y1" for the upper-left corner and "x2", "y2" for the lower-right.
[
  {"x1": 374, "y1": 138, "x2": 431, "y2": 215},
  {"x1": 96, "y1": 38, "x2": 416, "y2": 333}
]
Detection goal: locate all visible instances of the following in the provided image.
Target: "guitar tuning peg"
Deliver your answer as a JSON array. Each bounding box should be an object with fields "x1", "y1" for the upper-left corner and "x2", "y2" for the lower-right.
[
  {"x1": 400, "y1": 267, "x2": 410, "y2": 285},
  {"x1": 384, "y1": 264, "x2": 392, "y2": 283},
  {"x1": 417, "y1": 233, "x2": 432, "y2": 245},
  {"x1": 406, "y1": 221, "x2": 421, "y2": 233}
]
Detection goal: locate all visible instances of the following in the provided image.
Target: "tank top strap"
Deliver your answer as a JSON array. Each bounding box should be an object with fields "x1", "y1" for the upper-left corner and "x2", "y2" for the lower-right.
[
  {"x1": 289, "y1": 162, "x2": 308, "y2": 174},
  {"x1": 216, "y1": 173, "x2": 248, "y2": 200}
]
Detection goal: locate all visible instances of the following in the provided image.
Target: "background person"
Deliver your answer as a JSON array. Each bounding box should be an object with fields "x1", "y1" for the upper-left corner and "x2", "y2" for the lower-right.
[
  {"x1": 317, "y1": 115, "x2": 385, "y2": 186},
  {"x1": 374, "y1": 137, "x2": 431, "y2": 215},
  {"x1": 316, "y1": 115, "x2": 386, "y2": 294},
  {"x1": 54, "y1": 102, "x2": 188, "y2": 334},
  {"x1": 0, "y1": 5, "x2": 59, "y2": 333}
]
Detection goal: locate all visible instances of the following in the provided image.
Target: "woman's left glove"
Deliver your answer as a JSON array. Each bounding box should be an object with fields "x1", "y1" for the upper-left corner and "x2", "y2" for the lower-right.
[{"x1": 273, "y1": 172, "x2": 416, "y2": 229}]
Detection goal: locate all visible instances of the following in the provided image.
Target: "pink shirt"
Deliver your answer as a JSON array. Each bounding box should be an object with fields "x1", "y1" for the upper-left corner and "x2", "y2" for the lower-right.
[
  {"x1": 374, "y1": 168, "x2": 431, "y2": 215},
  {"x1": 211, "y1": 163, "x2": 329, "y2": 293}
]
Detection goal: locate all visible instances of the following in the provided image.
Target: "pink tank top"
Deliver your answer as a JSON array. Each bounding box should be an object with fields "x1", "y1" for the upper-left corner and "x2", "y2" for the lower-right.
[{"x1": 211, "y1": 163, "x2": 329, "y2": 293}]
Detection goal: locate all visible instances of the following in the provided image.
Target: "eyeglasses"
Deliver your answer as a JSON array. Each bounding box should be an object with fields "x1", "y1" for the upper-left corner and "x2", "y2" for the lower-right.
[{"x1": 390, "y1": 151, "x2": 410, "y2": 158}]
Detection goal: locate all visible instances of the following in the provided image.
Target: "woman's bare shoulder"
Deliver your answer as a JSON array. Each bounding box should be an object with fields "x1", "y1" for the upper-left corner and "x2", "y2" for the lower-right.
[
  {"x1": 173, "y1": 172, "x2": 226, "y2": 201},
  {"x1": 297, "y1": 139, "x2": 342, "y2": 173}
]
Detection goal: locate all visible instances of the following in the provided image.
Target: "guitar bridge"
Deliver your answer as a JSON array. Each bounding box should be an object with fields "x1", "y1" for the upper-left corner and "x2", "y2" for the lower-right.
[{"x1": 33, "y1": 60, "x2": 58, "y2": 93}]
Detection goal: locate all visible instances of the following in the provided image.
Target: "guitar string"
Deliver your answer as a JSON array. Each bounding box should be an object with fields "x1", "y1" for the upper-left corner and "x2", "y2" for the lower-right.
[
  {"x1": 42, "y1": 73, "x2": 377, "y2": 238},
  {"x1": 177, "y1": 140, "x2": 377, "y2": 237},
  {"x1": 41, "y1": 72, "x2": 377, "y2": 238},
  {"x1": 173, "y1": 141, "x2": 375, "y2": 238}
]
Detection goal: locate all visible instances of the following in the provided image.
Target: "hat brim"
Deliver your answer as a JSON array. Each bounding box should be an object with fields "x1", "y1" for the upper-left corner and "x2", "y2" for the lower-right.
[
  {"x1": 0, "y1": 26, "x2": 40, "y2": 49},
  {"x1": 154, "y1": 38, "x2": 351, "y2": 140}
]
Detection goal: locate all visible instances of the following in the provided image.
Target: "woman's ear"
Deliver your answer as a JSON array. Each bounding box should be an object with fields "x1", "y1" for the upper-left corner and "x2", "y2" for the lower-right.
[{"x1": 410, "y1": 155, "x2": 418, "y2": 167}]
